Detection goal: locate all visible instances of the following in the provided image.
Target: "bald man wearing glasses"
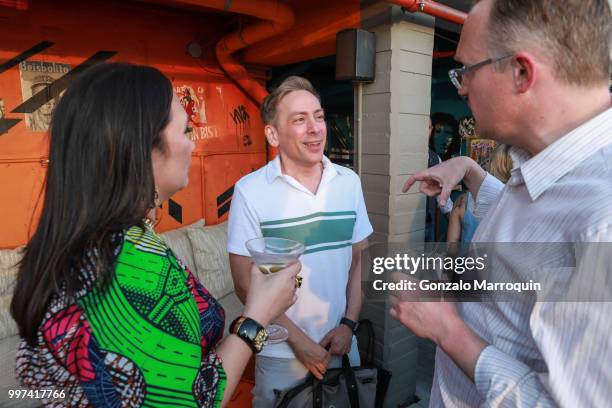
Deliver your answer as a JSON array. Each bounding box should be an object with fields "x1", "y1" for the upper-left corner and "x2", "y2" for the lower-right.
[{"x1": 396, "y1": 0, "x2": 612, "y2": 407}]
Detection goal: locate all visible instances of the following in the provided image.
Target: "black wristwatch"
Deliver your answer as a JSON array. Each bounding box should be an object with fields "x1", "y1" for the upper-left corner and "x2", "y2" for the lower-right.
[
  {"x1": 340, "y1": 317, "x2": 359, "y2": 333},
  {"x1": 230, "y1": 316, "x2": 268, "y2": 354}
]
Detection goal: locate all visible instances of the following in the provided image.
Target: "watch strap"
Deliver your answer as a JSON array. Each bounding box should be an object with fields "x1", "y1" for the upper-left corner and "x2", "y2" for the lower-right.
[
  {"x1": 230, "y1": 316, "x2": 267, "y2": 353},
  {"x1": 340, "y1": 317, "x2": 358, "y2": 333}
]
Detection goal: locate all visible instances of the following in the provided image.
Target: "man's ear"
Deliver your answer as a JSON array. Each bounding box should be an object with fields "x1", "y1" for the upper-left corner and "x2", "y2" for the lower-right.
[
  {"x1": 512, "y1": 52, "x2": 537, "y2": 94},
  {"x1": 265, "y1": 124, "x2": 280, "y2": 147}
]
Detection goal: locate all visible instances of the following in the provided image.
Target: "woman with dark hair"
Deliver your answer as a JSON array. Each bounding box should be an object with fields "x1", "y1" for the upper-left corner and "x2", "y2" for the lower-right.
[
  {"x1": 429, "y1": 112, "x2": 461, "y2": 161},
  {"x1": 10, "y1": 62, "x2": 299, "y2": 407},
  {"x1": 425, "y1": 116, "x2": 455, "y2": 242}
]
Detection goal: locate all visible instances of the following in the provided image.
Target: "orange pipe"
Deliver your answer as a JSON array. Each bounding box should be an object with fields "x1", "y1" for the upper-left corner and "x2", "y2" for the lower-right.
[
  {"x1": 171, "y1": 1, "x2": 293, "y2": 102},
  {"x1": 213, "y1": 0, "x2": 294, "y2": 160},
  {"x1": 0, "y1": 0, "x2": 28, "y2": 10},
  {"x1": 240, "y1": 1, "x2": 361, "y2": 66},
  {"x1": 387, "y1": 0, "x2": 466, "y2": 25},
  {"x1": 161, "y1": 0, "x2": 294, "y2": 160},
  {"x1": 155, "y1": 0, "x2": 293, "y2": 104},
  {"x1": 433, "y1": 50, "x2": 456, "y2": 59}
]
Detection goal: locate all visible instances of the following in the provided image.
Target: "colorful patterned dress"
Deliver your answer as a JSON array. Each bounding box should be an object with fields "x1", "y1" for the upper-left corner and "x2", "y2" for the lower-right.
[{"x1": 16, "y1": 225, "x2": 227, "y2": 407}]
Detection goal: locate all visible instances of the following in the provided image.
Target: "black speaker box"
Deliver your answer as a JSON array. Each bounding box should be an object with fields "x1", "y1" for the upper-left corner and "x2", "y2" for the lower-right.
[{"x1": 336, "y1": 28, "x2": 376, "y2": 82}]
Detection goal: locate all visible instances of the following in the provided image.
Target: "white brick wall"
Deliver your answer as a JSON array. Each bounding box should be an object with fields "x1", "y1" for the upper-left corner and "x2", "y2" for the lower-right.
[{"x1": 358, "y1": 5, "x2": 434, "y2": 406}]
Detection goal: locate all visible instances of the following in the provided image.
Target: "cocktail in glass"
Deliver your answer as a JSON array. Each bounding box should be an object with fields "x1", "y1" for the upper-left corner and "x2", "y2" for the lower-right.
[{"x1": 246, "y1": 237, "x2": 305, "y2": 343}]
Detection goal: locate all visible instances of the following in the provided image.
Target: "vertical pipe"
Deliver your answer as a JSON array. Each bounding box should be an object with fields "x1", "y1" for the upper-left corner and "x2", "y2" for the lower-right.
[{"x1": 355, "y1": 82, "x2": 363, "y2": 176}]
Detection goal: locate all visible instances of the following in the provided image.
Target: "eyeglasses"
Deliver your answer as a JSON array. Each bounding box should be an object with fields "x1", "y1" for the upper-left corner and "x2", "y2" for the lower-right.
[{"x1": 448, "y1": 53, "x2": 514, "y2": 90}]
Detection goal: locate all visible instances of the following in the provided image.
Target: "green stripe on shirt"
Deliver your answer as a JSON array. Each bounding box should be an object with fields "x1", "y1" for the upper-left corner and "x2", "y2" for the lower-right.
[
  {"x1": 260, "y1": 211, "x2": 356, "y2": 226},
  {"x1": 261, "y1": 216, "x2": 356, "y2": 249},
  {"x1": 304, "y1": 241, "x2": 353, "y2": 254}
]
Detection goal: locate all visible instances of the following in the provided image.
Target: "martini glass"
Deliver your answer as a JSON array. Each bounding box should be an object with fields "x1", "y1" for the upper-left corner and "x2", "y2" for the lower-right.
[{"x1": 246, "y1": 237, "x2": 305, "y2": 343}]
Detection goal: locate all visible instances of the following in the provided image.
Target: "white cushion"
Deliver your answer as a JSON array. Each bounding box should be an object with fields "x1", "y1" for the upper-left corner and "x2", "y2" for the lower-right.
[
  {"x1": 0, "y1": 247, "x2": 23, "y2": 340},
  {"x1": 186, "y1": 222, "x2": 234, "y2": 299},
  {"x1": 159, "y1": 219, "x2": 204, "y2": 274}
]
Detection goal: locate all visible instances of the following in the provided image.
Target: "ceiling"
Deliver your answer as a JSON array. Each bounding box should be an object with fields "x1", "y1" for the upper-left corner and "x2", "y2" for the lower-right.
[
  {"x1": 436, "y1": 0, "x2": 473, "y2": 12},
  {"x1": 432, "y1": 0, "x2": 473, "y2": 33}
]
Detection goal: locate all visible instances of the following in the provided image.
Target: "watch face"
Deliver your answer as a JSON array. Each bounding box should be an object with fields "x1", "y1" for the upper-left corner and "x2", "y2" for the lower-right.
[{"x1": 254, "y1": 329, "x2": 269, "y2": 351}]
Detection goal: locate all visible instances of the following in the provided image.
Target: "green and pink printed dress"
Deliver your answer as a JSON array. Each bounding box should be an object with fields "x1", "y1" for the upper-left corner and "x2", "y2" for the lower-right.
[{"x1": 16, "y1": 225, "x2": 227, "y2": 407}]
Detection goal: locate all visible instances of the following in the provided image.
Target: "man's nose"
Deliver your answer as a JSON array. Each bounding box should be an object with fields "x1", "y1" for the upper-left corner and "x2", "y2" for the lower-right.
[{"x1": 306, "y1": 116, "x2": 318, "y2": 132}]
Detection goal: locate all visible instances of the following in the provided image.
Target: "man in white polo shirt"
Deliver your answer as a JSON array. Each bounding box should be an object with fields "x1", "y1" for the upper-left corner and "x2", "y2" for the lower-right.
[{"x1": 227, "y1": 76, "x2": 372, "y2": 407}]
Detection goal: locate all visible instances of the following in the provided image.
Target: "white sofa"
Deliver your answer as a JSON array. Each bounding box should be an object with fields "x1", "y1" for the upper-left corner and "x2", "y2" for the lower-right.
[{"x1": 0, "y1": 220, "x2": 242, "y2": 407}]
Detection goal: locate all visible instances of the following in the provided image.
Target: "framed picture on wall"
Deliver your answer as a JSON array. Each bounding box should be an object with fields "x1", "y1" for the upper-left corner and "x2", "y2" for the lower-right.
[{"x1": 469, "y1": 138, "x2": 497, "y2": 169}]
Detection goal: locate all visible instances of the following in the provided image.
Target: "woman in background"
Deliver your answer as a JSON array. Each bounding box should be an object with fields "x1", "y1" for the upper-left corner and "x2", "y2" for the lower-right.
[
  {"x1": 10, "y1": 62, "x2": 299, "y2": 407},
  {"x1": 487, "y1": 144, "x2": 513, "y2": 185},
  {"x1": 426, "y1": 116, "x2": 455, "y2": 242},
  {"x1": 447, "y1": 144, "x2": 513, "y2": 245}
]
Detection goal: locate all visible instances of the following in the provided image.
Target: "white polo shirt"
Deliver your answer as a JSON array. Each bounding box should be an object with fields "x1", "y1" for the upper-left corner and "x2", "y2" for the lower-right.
[{"x1": 227, "y1": 155, "x2": 373, "y2": 358}]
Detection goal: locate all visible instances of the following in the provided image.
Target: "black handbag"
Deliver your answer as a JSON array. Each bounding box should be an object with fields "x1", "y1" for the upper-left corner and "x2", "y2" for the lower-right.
[
  {"x1": 356, "y1": 319, "x2": 392, "y2": 408},
  {"x1": 274, "y1": 319, "x2": 391, "y2": 408}
]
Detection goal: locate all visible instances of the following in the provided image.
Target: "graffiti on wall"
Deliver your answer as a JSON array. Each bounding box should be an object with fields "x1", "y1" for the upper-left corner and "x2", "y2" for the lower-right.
[
  {"x1": 19, "y1": 61, "x2": 71, "y2": 132},
  {"x1": 230, "y1": 104, "x2": 249, "y2": 126},
  {"x1": 230, "y1": 104, "x2": 252, "y2": 146},
  {"x1": 176, "y1": 84, "x2": 218, "y2": 142}
]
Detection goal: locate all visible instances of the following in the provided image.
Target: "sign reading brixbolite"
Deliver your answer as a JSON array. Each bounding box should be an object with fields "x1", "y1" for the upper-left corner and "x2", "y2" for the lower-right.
[{"x1": 19, "y1": 60, "x2": 71, "y2": 132}]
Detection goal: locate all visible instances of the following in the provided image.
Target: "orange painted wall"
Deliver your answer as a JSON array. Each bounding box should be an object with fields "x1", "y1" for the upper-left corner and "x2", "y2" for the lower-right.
[{"x1": 0, "y1": 0, "x2": 266, "y2": 248}]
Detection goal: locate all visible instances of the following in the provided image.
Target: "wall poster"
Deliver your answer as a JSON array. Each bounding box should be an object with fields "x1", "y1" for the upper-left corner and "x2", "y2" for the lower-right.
[
  {"x1": 469, "y1": 138, "x2": 497, "y2": 169},
  {"x1": 19, "y1": 60, "x2": 71, "y2": 132}
]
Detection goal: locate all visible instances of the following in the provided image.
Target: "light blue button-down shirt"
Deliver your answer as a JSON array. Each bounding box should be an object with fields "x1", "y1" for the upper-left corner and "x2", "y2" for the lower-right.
[{"x1": 430, "y1": 106, "x2": 612, "y2": 407}]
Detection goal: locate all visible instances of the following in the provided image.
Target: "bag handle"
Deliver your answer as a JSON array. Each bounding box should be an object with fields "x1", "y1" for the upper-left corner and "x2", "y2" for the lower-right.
[
  {"x1": 280, "y1": 323, "x2": 379, "y2": 408},
  {"x1": 317, "y1": 321, "x2": 377, "y2": 407},
  {"x1": 312, "y1": 354, "x2": 359, "y2": 408},
  {"x1": 342, "y1": 354, "x2": 360, "y2": 408},
  {"x1": 276, "y1": 379, "x2": 313, "y2": 408},
  {"x1": 357, "y1": 319, "x2": 375, "y2": 367}
]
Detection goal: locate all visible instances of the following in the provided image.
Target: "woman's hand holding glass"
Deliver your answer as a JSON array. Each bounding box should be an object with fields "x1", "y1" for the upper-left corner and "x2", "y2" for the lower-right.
[
  {"x1": 242, "y1": 261, "x2": 301, "y2": 330},
  {"x1": 244, "y1": 237, "x2": 305, "y2": 342}
]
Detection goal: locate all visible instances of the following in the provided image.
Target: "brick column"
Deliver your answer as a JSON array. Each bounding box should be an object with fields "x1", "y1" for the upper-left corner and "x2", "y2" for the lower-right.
[{"x1": 358, "y1": 4, "x2": 434, "y2": 406}]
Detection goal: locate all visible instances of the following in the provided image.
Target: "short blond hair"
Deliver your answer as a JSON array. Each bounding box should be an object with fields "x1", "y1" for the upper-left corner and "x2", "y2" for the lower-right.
[
  {"x1": 488, "y1": 144, "x2": 513, "y2": 183},
  {"x1": 479, "y1": 0, "x2": 611, "y2": 86},
  {"x1": 261, "y1": 76, "x2": 320, "y2": 125}
]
